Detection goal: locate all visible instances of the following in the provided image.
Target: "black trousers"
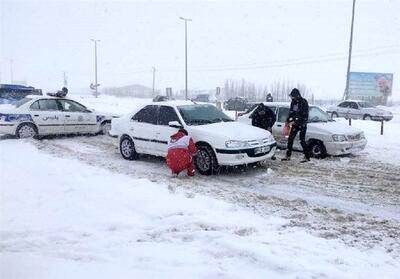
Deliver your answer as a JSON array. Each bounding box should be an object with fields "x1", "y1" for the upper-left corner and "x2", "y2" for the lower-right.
[{"x1": 286, "y1": 124, "x2": 310, "y2": 159}]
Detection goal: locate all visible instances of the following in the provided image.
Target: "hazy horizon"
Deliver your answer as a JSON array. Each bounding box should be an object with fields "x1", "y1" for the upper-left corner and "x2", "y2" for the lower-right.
[{"x1": 1, "y1": 0, "x2": 399, "y2": 100}]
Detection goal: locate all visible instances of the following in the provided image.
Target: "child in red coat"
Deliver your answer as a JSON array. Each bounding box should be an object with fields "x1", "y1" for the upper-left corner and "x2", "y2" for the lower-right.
[{"x1": 166, "y1": 128, "x2": 197, "y2": 176}]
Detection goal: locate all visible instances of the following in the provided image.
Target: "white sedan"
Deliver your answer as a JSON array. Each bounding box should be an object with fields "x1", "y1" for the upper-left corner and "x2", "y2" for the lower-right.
[
  {"x1": 0, "y1": 95, "x2": 113, "y2": 138},
  {"x1": 110, "y1": 101, "x2": 277, "y2": 175},
  {"x1": 327, "y1": 100, "x2": 393, "y2": 121},
  {"x1": 238, "y1": 102, "x2": 367, "y2": 158}
]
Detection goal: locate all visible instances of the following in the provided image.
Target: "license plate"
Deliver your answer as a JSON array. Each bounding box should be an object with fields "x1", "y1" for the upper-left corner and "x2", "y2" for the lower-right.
[{"x1": 255, "y1": 145, "x2": 270, "y2": 155}]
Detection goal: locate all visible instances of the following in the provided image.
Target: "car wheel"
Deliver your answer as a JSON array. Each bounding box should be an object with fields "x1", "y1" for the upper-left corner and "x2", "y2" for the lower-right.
[
  {"x1": 195, "y1": 145, "x2": 219, "y2": 175},
  {"x1": 100, "y1": 121, "x2": 111, "y2": 135},
  {"x1": 308, "y1": 140, "x2": 327, "y2": 159},
  {"x1": 331, "y1": 112, "x2": 338, "y2": 118},
  {"x1": 363, "y1": 114, "x2": 372, "y2": 120},
  {"x1": 120, "y1": 136, "x2": 139, "y2": 160},
  {"x1": 16, "y1": 123, "x2": 38, "y2": 139}
]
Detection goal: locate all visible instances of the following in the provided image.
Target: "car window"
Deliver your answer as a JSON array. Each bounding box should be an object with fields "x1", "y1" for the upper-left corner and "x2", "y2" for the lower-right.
[
  {"x1": 158, "y1": 106, "x2": 180, "y2": 125},
  {"x1": 338, "y1": 102, "x2": 349, "y2": 108},
  {"x1": 349, "y1": 102, "x2": 358, "y2": 109},
  {"x1": 132, "y1": 105, "x2": 158, "y2": 124},
  {"x1": 59, "y1": 99, "x2": 87, "y2": 112},
  {"x1": 178, "y1": 104, "x2": 232, "y2": 125},
  {"x1": 308, "y1": 107, "x2": 329, "y2": 122},
  {"x1": 15, "y1": 98, "x2": 32, "y2": 108},
  {"x1": 30, "y1": 99, "x2": 60, "y2": 111},
  {"x1": 277, "y1": 107, "x2": 290, "y2": 122}
]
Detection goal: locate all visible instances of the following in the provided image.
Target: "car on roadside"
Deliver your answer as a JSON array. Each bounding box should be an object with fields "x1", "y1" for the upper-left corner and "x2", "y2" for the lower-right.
[
  {"x1": 327, "y1": 100, "x2": 393, "y2": 121},
  {"x1": 237, "y1": 102, "x2": 367, "y2": 158},
  {"x1": 0, "y1": 95, "x2": 114, "y2": 138},
  {"x1": 109, "y1": 101, "x2": 277, "y2": 175},
  {"x1": 224, "y1": 97, "x2": 251, "y2": 111},
  {"x1": 192, "y1": 94, "x2": 213, "y2": 103}
]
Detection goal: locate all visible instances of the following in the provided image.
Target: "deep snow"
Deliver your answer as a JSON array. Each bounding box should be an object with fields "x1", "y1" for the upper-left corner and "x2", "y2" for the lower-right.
[{"x1": 1, "y1": 141, "x2": 399, "y2": 279}]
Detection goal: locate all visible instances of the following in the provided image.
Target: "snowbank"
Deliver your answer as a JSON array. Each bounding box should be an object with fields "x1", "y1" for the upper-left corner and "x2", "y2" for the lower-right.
[{"x1": 1, "y1": 140, "x2": 398, "y2": 278}]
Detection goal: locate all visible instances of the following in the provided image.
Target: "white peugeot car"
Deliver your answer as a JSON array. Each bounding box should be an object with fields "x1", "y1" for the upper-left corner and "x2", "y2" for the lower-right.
[
  {"x1": 327, "y1": 100, "x2": 393, "y2": 121},
  {"x1": 0, "y1": 95, "x2": 113, "y2": 138},
  {"x1": 237, "y1": 102, "x2": 367, "y2": 158},
  {"x1": 109, "y1": 101, "x2": 277, "y2": 175}
]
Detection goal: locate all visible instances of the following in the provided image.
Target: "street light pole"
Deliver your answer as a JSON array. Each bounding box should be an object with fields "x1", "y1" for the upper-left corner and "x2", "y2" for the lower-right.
[
  {"x1": 179, "y1": 17, "x2": 192, "y2": 100},
  {"x1": 344, "y1": 0, "x2": 356, "y2": 100},
  {"x1": 91, "y1": 39, "x2": 100, "y2": 97}
]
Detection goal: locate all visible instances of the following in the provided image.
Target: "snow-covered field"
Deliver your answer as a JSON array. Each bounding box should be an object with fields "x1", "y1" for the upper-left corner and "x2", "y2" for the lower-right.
[{"x1": 1, "y1": 95, "x2": 400, "y2": 278}]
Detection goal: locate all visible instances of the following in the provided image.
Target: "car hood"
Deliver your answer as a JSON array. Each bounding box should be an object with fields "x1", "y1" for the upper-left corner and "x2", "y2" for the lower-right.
[
  {"x1": 308, "y1": 121, "x2": 363, "y2": 135},
  {"x1": 189, "y1": 121, "x2": 271, "y2": 141}
]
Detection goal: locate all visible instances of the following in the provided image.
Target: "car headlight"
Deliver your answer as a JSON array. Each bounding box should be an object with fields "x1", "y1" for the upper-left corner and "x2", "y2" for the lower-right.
[
  {"x1": 225, "y1": 140, "x2": 250, "y2": 148},
  {"x1": 332, "y1": 134, "x2": 347, "y2": 142}
]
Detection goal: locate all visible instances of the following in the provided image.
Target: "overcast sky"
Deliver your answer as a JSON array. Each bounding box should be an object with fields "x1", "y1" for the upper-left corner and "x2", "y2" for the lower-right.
[{"x1": 1, "y1": 0, "x2": 399, "y2": 99}]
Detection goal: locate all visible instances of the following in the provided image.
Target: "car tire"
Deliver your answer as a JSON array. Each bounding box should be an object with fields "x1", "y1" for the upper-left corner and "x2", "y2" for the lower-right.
[
  {"x1": 331, "y1": 112, "x2": 338, "y2": 118},
  {"x1": 195, "y1": 144, "x2": 219, "y2": 175},
  {"x1": 120, "y1": 136, "x2": 139, "y2": 160},
  {"x1": 363, "y1": 114, "x2": 372, "y2": 120},
  {"x1": 16, "y1": 123, "x2": 38, "y2": 139},
  {"x1": 100, "y1": 121, "x2": 111, "y2": 135},
  {"x1": 308, "y1": 140, "x2": 327, "y2": 159}
]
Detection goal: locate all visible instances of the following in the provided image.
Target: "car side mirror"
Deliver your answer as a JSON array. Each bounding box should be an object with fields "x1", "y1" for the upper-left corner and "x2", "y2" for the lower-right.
[{"x1": 168, "y1": 121, "x2": 182, "y2": 128}]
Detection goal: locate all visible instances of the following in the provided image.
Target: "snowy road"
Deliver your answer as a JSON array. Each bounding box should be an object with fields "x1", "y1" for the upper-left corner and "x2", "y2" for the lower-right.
[{"x1": 27, "y1": 134, "x2": 400, "y2": 258}]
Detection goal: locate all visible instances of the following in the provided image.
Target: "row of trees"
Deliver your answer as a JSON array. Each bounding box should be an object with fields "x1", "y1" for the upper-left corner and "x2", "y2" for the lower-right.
[{"x1": 223, "y1": 79, "x2": 313, "y2": 102}]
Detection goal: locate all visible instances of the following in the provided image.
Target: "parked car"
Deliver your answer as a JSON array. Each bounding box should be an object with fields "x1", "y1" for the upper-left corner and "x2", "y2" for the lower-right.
[
  {"x1": 192, "y1": 94, "x2": 212, "y2": 103},
  {"x1": 0, "y1": 95, "x2": 114, "y2": 138},
  {"x1": 237, "y1": 102, "x2": 367, "y2": 158},
  {"x1": 153, "y1": 95, "x2": 173, "y2": 102},
  {"x1": 224, "y1": 97, "x2": 250, "y2": 111},
  {"x1": 109, "y1": 101, "x2": 277, "y2": 175},
  {"x1": 327, "y1": 100, "x2": 393, "y2": 121}
]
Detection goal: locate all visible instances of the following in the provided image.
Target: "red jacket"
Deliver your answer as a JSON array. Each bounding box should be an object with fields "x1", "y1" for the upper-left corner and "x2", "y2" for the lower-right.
[{"x1": 166, "y1": 131, "x2": 197, "y2": 174}]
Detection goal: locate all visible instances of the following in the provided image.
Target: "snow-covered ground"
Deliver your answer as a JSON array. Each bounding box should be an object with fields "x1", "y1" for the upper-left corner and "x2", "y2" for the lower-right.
[{"x1": 1, "y1": 95, "x2": 400, "y2": 278}]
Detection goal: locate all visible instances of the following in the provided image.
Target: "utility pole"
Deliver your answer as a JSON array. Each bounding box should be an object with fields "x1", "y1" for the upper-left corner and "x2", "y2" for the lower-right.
[
  {"x1": 179, "y1": 17, "x2": 192, "y2": 100},
  {"x1": 91, "y1": 39, "x2": 100, "y2": 97},
  {"x1": 152, "y1": 66, "x2": 156, "y2": 97},
  {"x1": 343, "y1": 0, "x2": 356, "y2": 100}
]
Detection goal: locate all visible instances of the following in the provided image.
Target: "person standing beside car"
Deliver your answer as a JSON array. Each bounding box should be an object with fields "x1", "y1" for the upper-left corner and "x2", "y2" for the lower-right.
[
  {"x1": 282, "y1": 88, "x2": 311, "y2": 162},
  {"x1": 252, "y1": 103, "x2": 277, "y2": 160}
]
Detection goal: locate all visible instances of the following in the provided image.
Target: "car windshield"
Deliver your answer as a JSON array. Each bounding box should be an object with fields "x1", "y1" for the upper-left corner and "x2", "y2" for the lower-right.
[
  {"x1": 14, "y1": 98, "x2": 32, "y2": 108},
  {"x1": 358, "y1": 102, "x2": 374, "y2": 108},
  {"x1": 178, "y1": 104, "x2": 233, "y2": 125},
  {"x1": 308, "y1": 107, "x2": 329, "y2": 123}
]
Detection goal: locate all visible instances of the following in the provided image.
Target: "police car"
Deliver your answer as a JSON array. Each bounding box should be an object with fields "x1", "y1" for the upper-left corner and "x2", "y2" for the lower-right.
[{"x1": 0, "y1": 95, "x2": 113, "y2": 138}]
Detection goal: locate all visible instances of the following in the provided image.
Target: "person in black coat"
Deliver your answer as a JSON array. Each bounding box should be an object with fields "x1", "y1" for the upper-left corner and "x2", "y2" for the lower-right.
[
  {"x1": 266, "y1": 93, "x2": 273, "y2": 102},
  {"x1": 252, "y1": 103, "x2": 276, "y2": 132},
  {"x1": 252, "y1": 103, "x2": 276, "y2": 159},
  {"x1": 282, "y1": 88, "x2": 311, "y2": 162}
]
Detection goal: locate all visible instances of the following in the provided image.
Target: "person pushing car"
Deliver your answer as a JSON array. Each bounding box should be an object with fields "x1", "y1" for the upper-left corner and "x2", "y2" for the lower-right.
[
  {"x1": 282, "y1": 88, "x2": 311, "y2": 162},
  {"x1": 166, "y1": 128, "x2": 197, "y2": 177},
  {"x1": 252, "y1": 103, "x2": 277, "y2": 160}
]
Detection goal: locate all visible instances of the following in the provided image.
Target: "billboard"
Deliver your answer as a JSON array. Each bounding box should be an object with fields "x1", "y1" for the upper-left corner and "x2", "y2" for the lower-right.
[{"x1": 348, "y1": 72, "x2": 393, "y2": 98}]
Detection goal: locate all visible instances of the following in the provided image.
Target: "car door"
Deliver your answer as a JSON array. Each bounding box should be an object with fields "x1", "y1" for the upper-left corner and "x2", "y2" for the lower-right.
[
  {"x1": 153, "y1": 105, "x2": 183, "y2": 156},
  {"x1": 29, "y1": 99, "x2": 64, "y2": 134},
  {"x1": 336, "y1": 101, "x2": 350, "y2": 117},
  {"x1": 58, "y1": 99, "x2": 97, "y2": 133},
  {"x1": 129, "y1": 105, "x2": 158, "y2": 154},
  {"x1": 348, "y1": 102, "x2": 361, "y2": 119},
  {"x1": 273, "y1": 106, "x2": 290, "y2": 146}
]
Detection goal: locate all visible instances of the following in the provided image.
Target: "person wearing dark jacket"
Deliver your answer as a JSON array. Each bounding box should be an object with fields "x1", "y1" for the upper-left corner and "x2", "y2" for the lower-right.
[
  {"x1": 266, "y1": 93, "x2": 273, "y2": 102},
  {"x1": 282, "y1": 88, "x2": 311, "y2": 162},
  {"x1": 252, "y1": 103, "x2": 276, "y2": 160},
  {"x1": 252, "y1": 103, "x2": 276, "y2": 132}
]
